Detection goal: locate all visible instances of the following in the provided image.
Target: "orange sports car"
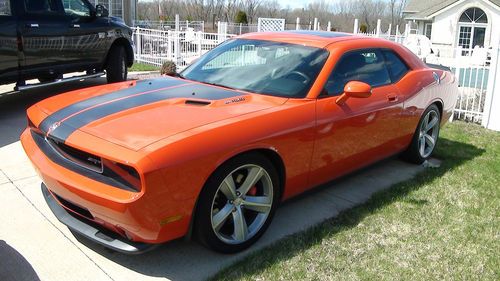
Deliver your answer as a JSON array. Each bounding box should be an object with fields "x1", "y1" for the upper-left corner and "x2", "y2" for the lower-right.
[{"x1": 21, "y1": 31, "x2": 459, "y2": 254}]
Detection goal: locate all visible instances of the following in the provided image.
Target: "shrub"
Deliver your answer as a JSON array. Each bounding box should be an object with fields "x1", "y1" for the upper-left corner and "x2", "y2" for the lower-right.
[
  {"x1": 359, "y1": 24, "x2": 368, "y2": 33},
  {"x1": 235, "y1": 11, "x2": 248, "y2": 24},
  {"x1": 160, "y1": 60, "x2": 177, "y2": 76}
]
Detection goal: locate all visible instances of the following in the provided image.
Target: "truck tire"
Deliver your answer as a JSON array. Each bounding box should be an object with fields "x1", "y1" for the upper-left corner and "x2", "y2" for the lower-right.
[{"x1": 106, "y1": 46, "x2": 128, "y2": 83}]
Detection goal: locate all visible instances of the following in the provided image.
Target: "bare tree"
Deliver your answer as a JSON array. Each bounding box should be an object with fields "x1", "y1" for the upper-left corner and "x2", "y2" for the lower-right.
[
  {"x1": 136, "y1": 0, "x2": 407, "y2": 33},
  {"x1": 243, "y1": 0, "x2": 262, "y2": 24}
]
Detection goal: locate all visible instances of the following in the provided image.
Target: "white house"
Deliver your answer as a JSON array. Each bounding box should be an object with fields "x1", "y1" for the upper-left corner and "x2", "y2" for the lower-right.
[{"x1": 403, "y1": 0, "x2": 500, "y2": 49}]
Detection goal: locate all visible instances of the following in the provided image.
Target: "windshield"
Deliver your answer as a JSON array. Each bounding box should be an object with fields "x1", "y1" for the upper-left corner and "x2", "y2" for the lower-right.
[{"x1": 181, "y1": 39, "x2": 329, "y2": 98}]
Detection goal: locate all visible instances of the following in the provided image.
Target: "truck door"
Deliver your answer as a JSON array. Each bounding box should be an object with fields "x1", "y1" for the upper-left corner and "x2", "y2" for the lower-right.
[
  {"x1": 0, "y1": 0, "x2": 19, "y2": 83},
  {"x1": 61, "y1": 0, "x2": 109, "y2": 71},
  {"x1": 18, "y1": 0, "x2": 70, "y2": 78}
]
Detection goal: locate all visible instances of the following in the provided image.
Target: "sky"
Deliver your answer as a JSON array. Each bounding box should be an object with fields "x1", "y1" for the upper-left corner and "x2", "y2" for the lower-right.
[
  {"x1": 276, "y1": 0, "x2": 313, "y2": 9},
  {"x1": 139, "y1": 0, "x2": 345, "y2": 10}
]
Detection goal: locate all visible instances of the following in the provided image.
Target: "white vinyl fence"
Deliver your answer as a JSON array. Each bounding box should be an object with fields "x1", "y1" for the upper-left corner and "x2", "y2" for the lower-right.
[
  {"x1": 133, "y1": 20, "x2": 205, "y2": 32},
  {"x1": 425, "y1": 46, "x2": 496, "y2": 123},
  {"x1": 134, "y1": 27, "x2": 235, "y2": 69}
]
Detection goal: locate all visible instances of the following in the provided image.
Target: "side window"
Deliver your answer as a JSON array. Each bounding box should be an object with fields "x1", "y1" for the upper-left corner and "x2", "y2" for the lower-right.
[
  {"x1": 0, "y1": 0, "x2": 11, "y2": 15},
  {"x1": 63, "y1": 0, "x2": 91, "y2": 17},
  {"x1": 382, "y1": 50, "x2": 409, "y2": 82},
  {"x1": 24, "y1": 0, "x2": 60, "y2": 13},
  {"x1": 325, "y1": 49, "x2": 391, "y2": 96}
]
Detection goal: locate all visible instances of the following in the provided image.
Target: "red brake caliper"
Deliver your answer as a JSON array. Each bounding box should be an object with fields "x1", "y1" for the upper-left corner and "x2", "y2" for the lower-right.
[{"x1": 248, "y1": 186, "x2": 257, "y2": 196}]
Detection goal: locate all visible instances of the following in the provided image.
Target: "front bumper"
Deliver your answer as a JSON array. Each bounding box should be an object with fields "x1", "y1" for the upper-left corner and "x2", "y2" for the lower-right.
[
  {"x1": 42, "y1": 183, "x2": 156, "y2": 254},
  {"x1": 21, "y1": 127, "x2": 192, "y2": 249}
]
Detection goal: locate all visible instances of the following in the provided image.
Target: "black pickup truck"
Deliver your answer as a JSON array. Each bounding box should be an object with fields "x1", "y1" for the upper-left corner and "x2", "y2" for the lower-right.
[{"x1": 0, "y1": 0, "x2": 134, "y2": 90}]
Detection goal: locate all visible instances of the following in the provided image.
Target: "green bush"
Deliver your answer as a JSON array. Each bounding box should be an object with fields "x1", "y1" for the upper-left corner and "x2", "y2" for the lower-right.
[{"x1": 235, "y1": 11, "x2": 248, "y2": 24}]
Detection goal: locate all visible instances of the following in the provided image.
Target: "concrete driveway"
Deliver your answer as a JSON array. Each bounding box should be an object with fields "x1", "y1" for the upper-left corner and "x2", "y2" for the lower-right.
[{"x1": 0, "y1": 79, "x2": 431, "y2": 281}]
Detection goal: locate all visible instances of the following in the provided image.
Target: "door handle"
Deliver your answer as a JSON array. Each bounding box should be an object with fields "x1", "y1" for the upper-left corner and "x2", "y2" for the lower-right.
[
  {"x1": 70, "y1": 24, "x2": 81, "y2": 28},
  {"x1": 26, "y1": 23, "x2": 39, "y2": 28},
  {"x1": 387, "y1": 94, "x2": 399, "y2": 102}
]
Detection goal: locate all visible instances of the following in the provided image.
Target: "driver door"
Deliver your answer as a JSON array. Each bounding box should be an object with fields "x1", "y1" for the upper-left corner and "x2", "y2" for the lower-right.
[
  {"x1": 308, "y1": 49, "x2": 403, "y2": 187},
  {"x1": 61, "y1": 0, "x2": 109, "y2": 71}
]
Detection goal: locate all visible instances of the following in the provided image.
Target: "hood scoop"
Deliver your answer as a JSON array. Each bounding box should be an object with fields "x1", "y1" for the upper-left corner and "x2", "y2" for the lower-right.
[{"x1": 184, "y1": 100, "x2": 211, "y2": 106}]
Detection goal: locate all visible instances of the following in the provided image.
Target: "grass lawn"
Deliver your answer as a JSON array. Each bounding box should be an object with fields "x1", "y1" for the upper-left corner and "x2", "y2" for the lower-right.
[
  {"x1": 128, "y1": 63, "x2": 159, "y2": 72},
  {"x1": 213, "y1": 121, "x2": 500, "y2": 280}
]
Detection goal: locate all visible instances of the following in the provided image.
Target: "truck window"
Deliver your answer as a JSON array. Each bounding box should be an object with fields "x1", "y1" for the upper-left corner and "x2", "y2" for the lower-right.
[
  {"x1": 63, "y1": 0, "x2": 90, "y2": 17},
  {"x1": 0, "y1": 0, "x2": 10, "y2": 15},
  {"x1": 24, "y1": 0, "x2": 60, "y2": 13}
]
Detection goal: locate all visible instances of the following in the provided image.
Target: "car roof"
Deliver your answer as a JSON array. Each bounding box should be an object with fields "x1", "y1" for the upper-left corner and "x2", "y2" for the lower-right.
[{"x1": 238, "y1": 31, "x2": 365, "y2": 48}]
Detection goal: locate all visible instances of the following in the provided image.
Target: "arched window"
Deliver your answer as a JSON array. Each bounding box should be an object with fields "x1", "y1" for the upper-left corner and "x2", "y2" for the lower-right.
[
  {"x1": 459, "y1": 7, "x2": 488, "y2": 23},
  {"x1": 457, "y1": 7, "x2": 488, "y2": 52}
]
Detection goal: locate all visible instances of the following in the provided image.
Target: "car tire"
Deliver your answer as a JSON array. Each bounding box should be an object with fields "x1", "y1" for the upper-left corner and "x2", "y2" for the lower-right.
[
  {"x1": 106, "y1": 46, "x2": 128, "y2": 83},
  {"x1": 194, "y1": 153, "x2": 280, "y2": 253},
  {"x1": 402, "y1": 104, "x2": 441, "y2": 164}
]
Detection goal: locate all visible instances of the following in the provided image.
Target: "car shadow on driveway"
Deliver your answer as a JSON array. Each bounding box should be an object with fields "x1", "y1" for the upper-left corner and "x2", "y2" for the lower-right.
[
  {"x1": 66, "y1": 138, "x2": 485, "y2": 281},
  {"x1": 0, "y1": 79, "x2": 106, "y2": 148},
  {"x1": 0, "y1": 240, "x2": 40, "y2": 281}
]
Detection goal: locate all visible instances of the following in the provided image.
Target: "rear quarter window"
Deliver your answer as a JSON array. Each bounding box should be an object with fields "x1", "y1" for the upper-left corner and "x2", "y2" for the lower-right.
[{"x1": 382, "y1": 50, "x2": 409, "y2": 82}]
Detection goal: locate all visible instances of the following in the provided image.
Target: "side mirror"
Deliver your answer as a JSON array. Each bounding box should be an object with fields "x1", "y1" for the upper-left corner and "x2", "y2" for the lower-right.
[
  {"x1": 335, "y1": 81, "x2": 372, "y2": 105},
  {"x1": 96, "y1": 4, "x2": 109, "y2": 17}
]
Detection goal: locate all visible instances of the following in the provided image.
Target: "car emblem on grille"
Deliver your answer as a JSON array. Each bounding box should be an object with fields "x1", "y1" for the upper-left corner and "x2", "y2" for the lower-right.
[
  {"x1": 49, "y1": 122, "x2": 61, "y2": 132},
  {"x1": 87, "y1": 157, "x2": 101, "y2": 166}
]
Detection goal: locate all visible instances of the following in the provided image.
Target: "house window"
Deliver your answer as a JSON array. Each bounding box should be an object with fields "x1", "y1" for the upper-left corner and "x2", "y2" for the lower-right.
[
  {"x1": 457, "y1": 7, "x2": 488, "y2": 55},
  {"x1": 459, "y1": 7, "x2": 487, "y2": 23},
  {"x1": 424, "y1": 23, "x2": 432, "y2": 39},
  {"x1": 0, "y1": 0, "x2": 10, "y2": 15}
]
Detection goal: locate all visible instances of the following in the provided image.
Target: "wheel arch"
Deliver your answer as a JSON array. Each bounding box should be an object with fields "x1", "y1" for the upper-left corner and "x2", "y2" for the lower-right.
[
  {"x1": 105, "y1": 38, "x2": 134, "y2": 68},
  {"x1": 185, "y1": 147, "x2": 287, "y2": 241},
  {"x1": 431, "y1": 99, "x2": 444, "y2": 120}
]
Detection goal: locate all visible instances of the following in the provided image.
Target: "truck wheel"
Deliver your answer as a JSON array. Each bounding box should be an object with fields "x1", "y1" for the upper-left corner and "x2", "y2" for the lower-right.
[{"x1": 106, "y1": 46, "x2": 128, "y2": 83}]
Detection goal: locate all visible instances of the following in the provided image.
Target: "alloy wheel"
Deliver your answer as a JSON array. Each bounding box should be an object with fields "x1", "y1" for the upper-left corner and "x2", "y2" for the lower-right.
[
  {"x1": 210, "y1": 164, "x2": 274, "y2": 245},
  {"x1": 418, "y1": 109, "x2": 439, "y2": 158}
]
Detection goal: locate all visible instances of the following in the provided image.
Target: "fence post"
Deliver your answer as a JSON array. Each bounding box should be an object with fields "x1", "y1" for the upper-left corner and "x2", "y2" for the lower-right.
[
  {"x1": 197, "y1": 31, "x2": 202, "y2": 57},
  {"x1": 482, "y1": 46, "x2": 500, "y2": 129},
  {"x1": 175, "y1": 14, "x2": 179, "y2": 32},
  {"x1": 239, "y1": 23, "x2": 242, "y2": 35},
  {"x1": 388, "y1": 23, "x2": 392, "y2": 37},
  {"x1": 353, "y1": 19, "x2": 358, "y2": 34},
  {"x1": 327, "y1": 21, "x2": 331, "y2": 32},
  {"x1": 167, "y1": 30, "x2": 172, "y2": 61},
  {"x1": 313, "y1": 18, "x2": 318, "y2": 31},
  {"x1": 376, "y1": 19, "x2": 381, "y2": 37},
  {"x1": 135, "y1": 27, "x2": 141, "y2": 62},
  {"x1": 296, "y1": 17, "x2": 300, "y2": 30},
  {"x1": 405, "y1": 23, "x2": 410, "y2": 37}
]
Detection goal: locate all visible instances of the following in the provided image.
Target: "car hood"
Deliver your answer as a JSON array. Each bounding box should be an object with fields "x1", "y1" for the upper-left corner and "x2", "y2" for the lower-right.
[{"x1": 36, "y1": 77, "x2": 287, "y2": 151}]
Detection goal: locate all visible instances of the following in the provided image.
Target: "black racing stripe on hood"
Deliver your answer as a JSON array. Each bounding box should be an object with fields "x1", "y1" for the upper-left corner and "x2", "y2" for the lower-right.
[
  {"x1": 39, "y1": 78, "x2": 188, "y2": 134},
  {"x1": 48, "y1": 83, "x2": 245, "y2": 142}
]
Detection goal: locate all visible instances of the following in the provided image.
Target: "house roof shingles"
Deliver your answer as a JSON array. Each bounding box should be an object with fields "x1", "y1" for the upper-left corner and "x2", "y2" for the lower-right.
[{"x1": 403, "y1": 0, "x2": 500, "y2": 20}]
